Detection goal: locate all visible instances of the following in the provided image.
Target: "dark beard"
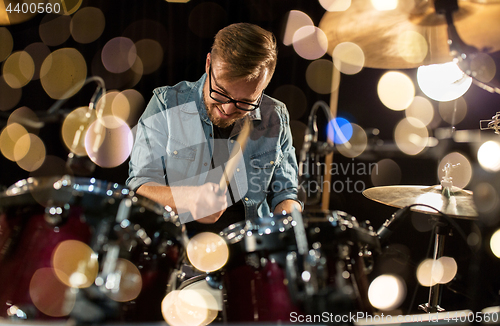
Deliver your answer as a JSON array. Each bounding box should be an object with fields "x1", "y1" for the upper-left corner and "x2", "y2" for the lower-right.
[{"x1": 206, "y1": 103, "x2": 241, "y2": 128}]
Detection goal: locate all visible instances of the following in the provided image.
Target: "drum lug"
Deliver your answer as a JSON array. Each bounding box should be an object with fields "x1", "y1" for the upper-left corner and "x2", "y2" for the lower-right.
[{"x1": 43, "y1": 202, "x2": 70, "y2": 226}]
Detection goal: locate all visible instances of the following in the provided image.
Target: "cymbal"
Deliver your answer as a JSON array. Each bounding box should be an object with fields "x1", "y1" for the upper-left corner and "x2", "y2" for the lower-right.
[
  {"x1": 0, "y1": 0, "x2": 37, "y2": 26},
  {"x1": 363, "y1": 185, "x2": 477, "y2": 219},
  {"x1": 319, "y1": 0, "x2": 500, "y2": 69}
]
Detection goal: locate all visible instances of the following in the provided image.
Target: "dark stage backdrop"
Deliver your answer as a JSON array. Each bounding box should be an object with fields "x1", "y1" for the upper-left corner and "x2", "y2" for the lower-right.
[{"x1": 1, "y1": 0, "x2": 500, "y2": 316}]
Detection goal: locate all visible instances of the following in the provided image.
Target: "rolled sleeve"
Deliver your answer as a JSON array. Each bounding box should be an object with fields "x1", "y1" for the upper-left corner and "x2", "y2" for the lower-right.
[
  {"x1": 269, "y1": 107, "x2": 303, "y2": 211},
  {"x1": 126, "y1": 94, "x2": 169, "y2": 190}
]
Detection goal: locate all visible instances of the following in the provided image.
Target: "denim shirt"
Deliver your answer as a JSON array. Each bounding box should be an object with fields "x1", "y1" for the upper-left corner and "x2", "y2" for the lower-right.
[{"x1": 126, "y1": 74, "x2": 302, "y2": 223}]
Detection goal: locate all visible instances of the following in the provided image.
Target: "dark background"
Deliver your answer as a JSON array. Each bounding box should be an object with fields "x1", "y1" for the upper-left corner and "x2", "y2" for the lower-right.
[{"x1": 2, "y1": 0, "x2": 500, "y2": 317}]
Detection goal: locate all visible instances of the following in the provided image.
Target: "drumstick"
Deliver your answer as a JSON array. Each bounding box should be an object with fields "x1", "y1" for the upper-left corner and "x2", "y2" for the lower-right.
[{"x1": 218, "y1": 118, "x2": 252, "y2": 193}]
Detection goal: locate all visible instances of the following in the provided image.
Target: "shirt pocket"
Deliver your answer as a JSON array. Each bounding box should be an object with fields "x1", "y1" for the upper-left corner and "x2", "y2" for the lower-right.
[
  {"x1": 248, "y1": 148, "x2": 284, "y2": 194},
  {"x1": 165, "y1": 137, "x2": 196, "y2": 184}
]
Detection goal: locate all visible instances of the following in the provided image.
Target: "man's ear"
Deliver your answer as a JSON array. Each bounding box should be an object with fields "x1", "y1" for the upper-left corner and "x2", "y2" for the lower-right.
[{"x1": 205, "y1": 53, "x2": 211, "y2": 75}]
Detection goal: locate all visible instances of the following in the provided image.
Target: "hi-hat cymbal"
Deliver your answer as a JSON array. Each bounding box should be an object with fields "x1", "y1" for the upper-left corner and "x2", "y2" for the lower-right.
[
  {"x1": 363, "y1": 185, "x2": 477, "y2": 219},
  {"x1": 319, "y1": 0, "x2": 500, "y2": 69}
]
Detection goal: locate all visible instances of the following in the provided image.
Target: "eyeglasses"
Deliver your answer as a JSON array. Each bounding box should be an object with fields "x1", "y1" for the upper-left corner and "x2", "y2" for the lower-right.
[{"x1": 208, "y1": 64, "x2": 264, "y2": 112}]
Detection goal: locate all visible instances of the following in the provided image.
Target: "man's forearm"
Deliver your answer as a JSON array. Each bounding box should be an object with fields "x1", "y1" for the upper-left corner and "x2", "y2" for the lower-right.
[
  {"x1": 136, "y1": 182, "x2": 189, "y2": 213},
  {"x1": 273, "y1": 199, "x2": 302, "y2": 215}
]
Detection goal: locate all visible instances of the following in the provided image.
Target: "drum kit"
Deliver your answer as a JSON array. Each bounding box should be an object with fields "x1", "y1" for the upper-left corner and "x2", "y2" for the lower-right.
[{"x1": 1, "y1": 0, "x2": 499, "y2": 324}]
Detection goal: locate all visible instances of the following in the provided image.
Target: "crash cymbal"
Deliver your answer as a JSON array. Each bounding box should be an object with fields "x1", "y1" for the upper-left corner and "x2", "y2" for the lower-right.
[
  {"x1": 319, "y1": 0, "x2": 500, "y2": 69},
  {"x1": 363, "y1": 185, "x2": 477, "y2": 219},
  {"x1": 0, "y1": 0, "x2": 37, "y2": 26}
]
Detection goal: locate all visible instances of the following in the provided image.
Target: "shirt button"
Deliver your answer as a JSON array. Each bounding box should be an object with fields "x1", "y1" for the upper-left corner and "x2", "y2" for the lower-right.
[
  {"x1": 270, "y1": 161, "x2": 274, "y2": 165},
  {"x1": 230, "y1": 140, "x2": 234, "y2": 143},
  {"x1": 236, "y1": 168, "x2": 240, "y2": 172},
  {"x1": 244, "y1": 197, "x2": 249, "y2": 201},
  {"x1": 173, "y1": 150, "x2": 178, "y2": 155},
  {"x1": 204, "y1": 162, "x2": 208, "y2": 166}
]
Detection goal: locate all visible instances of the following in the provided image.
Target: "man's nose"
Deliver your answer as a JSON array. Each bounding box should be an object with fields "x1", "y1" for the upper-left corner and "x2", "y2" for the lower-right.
[{"x1": 222, "y1": 102, "x2": 238, "y2": 115}]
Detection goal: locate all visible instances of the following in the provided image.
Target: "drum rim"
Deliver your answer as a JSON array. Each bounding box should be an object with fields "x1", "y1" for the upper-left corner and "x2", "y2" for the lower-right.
[{"x1": 1, "y1": 175, "x2": 180, "y2": 223}]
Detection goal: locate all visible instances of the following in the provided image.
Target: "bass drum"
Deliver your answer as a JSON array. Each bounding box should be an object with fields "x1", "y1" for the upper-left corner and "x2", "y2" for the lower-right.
[
  {"x1": 0, "y1": 175, "x2": 186, "y2": 323},
  {"x1": 220, "y1": 215, "x2": 301, "y2": 322},
  {"x1": 296, "y1": 209, "x2": 378, "y2": 315}
]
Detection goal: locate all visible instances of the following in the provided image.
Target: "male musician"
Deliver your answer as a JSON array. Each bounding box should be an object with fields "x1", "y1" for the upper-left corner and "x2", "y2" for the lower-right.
[{"x1": 126, "y1": 23, "x2": 302, "y2": 235}]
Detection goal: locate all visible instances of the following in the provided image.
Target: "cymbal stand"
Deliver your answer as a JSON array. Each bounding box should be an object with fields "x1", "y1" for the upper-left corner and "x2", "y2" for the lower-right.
[{"x1": 418, "y1": 217, "x2": 450, "y2": 313}]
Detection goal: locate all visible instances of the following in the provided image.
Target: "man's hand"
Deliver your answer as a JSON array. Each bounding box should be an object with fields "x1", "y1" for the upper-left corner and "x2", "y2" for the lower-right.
[{"x1": 191, "y1": 183, "x2": 228, "y2": 224}]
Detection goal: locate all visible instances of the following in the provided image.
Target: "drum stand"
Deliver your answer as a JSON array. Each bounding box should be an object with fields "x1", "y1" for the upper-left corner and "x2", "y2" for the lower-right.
[{"x1": 418, "y1": 217, "x2": 450, "y2": 313}]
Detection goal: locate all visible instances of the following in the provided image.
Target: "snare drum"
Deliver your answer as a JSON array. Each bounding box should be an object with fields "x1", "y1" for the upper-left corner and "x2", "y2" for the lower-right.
[
  {"x1": 0, "y1": 175, "x2": 186, "y2": 323},
  {"x1": 220, "y1": 214, "x2": 301, "y2": 322}
]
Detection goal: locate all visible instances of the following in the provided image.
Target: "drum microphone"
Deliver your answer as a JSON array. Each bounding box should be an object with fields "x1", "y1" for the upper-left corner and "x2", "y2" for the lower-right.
[
  {"x1": 298, "y1": 101, "x2": 334, "y2": 206},
  {"x1": 376, "y1": 206, "x2": 411, "y2": 242}
]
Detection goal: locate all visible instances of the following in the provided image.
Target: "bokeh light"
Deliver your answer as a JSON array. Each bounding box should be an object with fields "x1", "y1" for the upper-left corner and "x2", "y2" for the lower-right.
[
  {"x1": 282, "y1": 10, "x2": 314, "y2": 46},
  {"x1": 85, "y1": 117, "x2": 134, "y2": 168},
  {"x1": 272, "y1": 85, "x2": 307, "y2": 120},
  {"x1": 378, "y1": 71, "x2": 415, "y2": 111},
  {"x1": 0, "y1": 122, "x2": 28, "y2": 161},
  {"x1": 437, "y1": 152, "x2": 472, "y2": 190},
  {"x1": 478, "y1": 141, "x2": 500, "y2": 172},
  {"x1": 104, "y1": 258, "x2": 143, "y2": 302},
  {"x1": 327, "y1": 117, "x2": 353, "y2": 145},
  {"x1": 490, "y1": 229, "x2": 500, "y2": 259},
  {"x1": 30, "y1": 155, "x2": 73, "y2": 178},
  {"x1": 112, "y1": 89, "x2": 146, "y2": 126},
  {"x1": 406, "y1": 96, "x2": 434, "y2": 127},
  {"x1": 473, "y1": 182, "x2": 499, "y2": 216},
  {"x1": 62, "y1": 106, "x2": 97, "y2": 156},
  {"x1": 306, "y1": 59, "x2": 336, "y2": 94},
  {"x1": 15, "y1": 133, "x2": 46, "y2": 172},
  {"x1": 416, "y1": 258, "x2": 443, "y2": 287},
  {"x1": 162, "y1": 289, "x2": 218, "y2": 326},
  {"x1": 39, "y1": 14, "x2": 71, "y2": 46},
  {"x1": 438, "y1": 97, "x2": 467, "y2": 125},
  {"x1": 29, "y1": 267, "x2": 76, "y2": 317},
  {"x1": 70, "y1": 7, "x2": 105, "y2": 44},
  {"x1": 292, "y1": 26, "x2": 328, "y2": 60},
  {"x1": 336, "y1": 123, "x2": 367, "y2": 158},
  {"x1": 24, "y1": 42, "x2": 50, "y2": 80},
  {"x1": 96, "y1": 90, "x2": 145, "y2": 129},
  {"x1": 40, "y1": 48, "x2": 87, "y2": 99},
  {"x1": 102, "y1": 37, "x2": 137, "y2": 74},
  {"x1": 135, "y1": 39, "x2": 164, "y2": 75},
  {"x1": 92, "y1": 49, "x2": 143, "y2": 90},
  {"x1": 371, "y1": 158, "x2": 402, "y2": 186},
  {"x1": 8, "y1": 106, "x2": 40, "y2": 134},
  {"x1": 319, "y1": 0, "x2": 351, "y2": 11},
  {"x1": 56, "y1": 0, "x2": 84, "y2": 15},
  {"x1": 371, "y1": 0, "x2": 398, "y2": 10},
  {"x1": 368, "y1": 274, "x2": 406, "y2": 311},
  {"x1": 187, "y1": 232, "x2": 229, "y2": 272},
  {"x1": 0, "y1": 76, "x2": 22, "y2": 111},
  {"x1": 332, "y1": 42, "x2": 364, "y2": 75},
  {"x1": 52, "y1": 240, "x2": 99, "y2": 288},
  {"x1": 394, "y1": 117, "x2": 428, "y2": 155},
  {"x1": 469, "y1": 53, "x2": 496, "y2": 83},
  {"x1": 417, "y1": 62, "x2": 472, "y2": 102},
  {"x1": 397, "y1": 31, "x2": 428, "y2": 65},
  {"x1": 0, "y1": 27, "x2": 13, "y2": 62},
  {"x1": 437, "y1": 256, "x2": 457, "y2": 284},
  {"x1": 2, "y1": 51, "x2": 35, "y2": 88}
]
